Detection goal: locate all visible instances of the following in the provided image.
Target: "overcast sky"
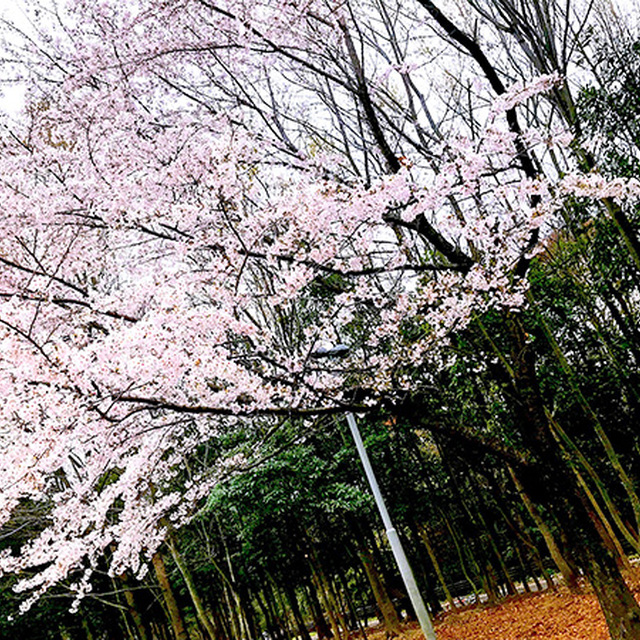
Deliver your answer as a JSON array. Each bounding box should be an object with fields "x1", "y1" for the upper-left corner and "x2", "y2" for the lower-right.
[{"x1": 0, "y1": 0, "x2": 29, "y2": 117}]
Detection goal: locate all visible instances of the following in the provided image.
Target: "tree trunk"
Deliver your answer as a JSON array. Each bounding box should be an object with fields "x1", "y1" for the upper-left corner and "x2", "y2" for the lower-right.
[
  {"x1": 110, "y1": 576, "x2": 138, "y2": 640},
  {"x1": 310, "y1": 561, "x2": 344, "y2": 640},
  {"x1": 416, "y1": 523, "x2": 456, "y2": 611},
  {"x1": 588, "y1": 551, "x2": 640, "y2": 640},
  {"x1": 151, "y1": 620, "x2": 172, "y2": 640},
  {"x1": 237, "y1": 585, "x2": 258, "y2": 640},
  {"x1": 336, "y1": 570, "x2": 369, "y2": 638},
  {"x1": 441, "y1": 513, "x2": 481, "y2": 603},
  {"x1": 547, "y1": 412, "x2": 640, "y2": 559},
  {"x1": 119, "y1": 574, "x2": 151, "y2": 640},
  {"x1": 356, "y1": 543, "x2": 402, "y2": 637},
  {"x1": 82, "y1": 616, "x2": 95, "y2": 640},
  {"x1": 507, "y1": 465, "x2": 579, "y2": 588},
  {"x1": 168, "y1": 536, "x2": 219, "y2": 640},
  {"x1": 283, "y1": 581, "x2": 312, "y2": 640},
  {"x1": 152, "y1": 551, "x2": 190, "y2": 640},
  {"x1": 255, "y1": 588, "x2": 280, "y2": 640},
  {"x1": 505, "y1": 313, "x2": 640, "y2": 639},
  {"x1": 304, "y1": 581, "x2": 333, "y2": 640},
  {"x1": 529, "y1": 288, "x2": 640, "y2": 536}
]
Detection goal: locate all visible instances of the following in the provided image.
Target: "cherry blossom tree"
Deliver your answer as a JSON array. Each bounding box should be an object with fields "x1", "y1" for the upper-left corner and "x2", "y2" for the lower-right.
[{"x1": 2, "y1": 0, "x2": 640, "y2": 637}]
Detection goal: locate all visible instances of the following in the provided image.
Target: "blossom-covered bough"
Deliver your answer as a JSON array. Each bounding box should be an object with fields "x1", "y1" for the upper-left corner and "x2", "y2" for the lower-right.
[{"x1": 1, "y1": 0, "x2": 640, "y2": 636}]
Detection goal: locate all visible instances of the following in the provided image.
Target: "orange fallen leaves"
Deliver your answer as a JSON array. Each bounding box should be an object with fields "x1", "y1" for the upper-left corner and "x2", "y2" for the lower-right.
[
  {"x1": 363, "y1": 574, "x2": 640, "y2": 640},
  {"x1": 432, "y1": 590, "x2": 608, "y2": 640}
]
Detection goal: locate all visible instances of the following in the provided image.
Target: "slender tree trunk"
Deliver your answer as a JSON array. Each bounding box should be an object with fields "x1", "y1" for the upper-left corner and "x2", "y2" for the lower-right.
[
  {"x1": 547, "y1": 412, "x2": 640, "y2": 557},
  {"x1": 222, "y1": 583, "x2": 241, "y2": 640},
  {"x1": 434, "y1": 438, "x2": 505, "y2": 603},
  {"x1": 151, "y1": 620, "x2": 172, "y2": 640},
  {"x1": 283, "y1": 582, "x2": 312, "y2": 640},
  {"x1": 528, "y1": 289, "x2": 640, "y2": 536},
  {"x1": 81, "y1": 616, "x2": 94, "y2": 640},
  {"x1": 272, "y1": 577, "x2": 295, "y2": 640},
  {"x1": 304, "y1": 581, "x2": 333, "y2": 640},
  {"x1": 573, "y1": 467, "x2": 633, "y2": 572},
  {"x1": 326, "y1": 573, "x2": 349, "y2": 639},
  {"x1": 119, "y1": 574, "x2": 151, "y2": 640},
  {"x1": 336, "y1": 570, "x2": 368, "y2": 638},
  {"x1": 110, "y1": 576, "x2": 138, "y2": 640},
  {"x1": 310, "y1": 560, "x2": 345, "y2": 640},
  {"x1": 255, "y1": 588, "x2": 279, "y2": 640},
  {"x1": 208, "y1": 600, "x2": 229, "y2": 640},
  {"x1": 484, "y1": 475, "x2": 552, "y2": 592},
  {"x1": 152, "y1": 551, "x2": 190, "y2": 640},
  {"x1": 238, "y1": 585, "x2": 258, "y2": 640},
  {"x1": 168, "y1": 536, "x2": 219, "y2": 640},
  {"x1": 512, "y1": 542, "x2": 531, "y2": 593},
  {"x1": 589, "y1": 550, "x2": 640, "y2": 640},
  {"x1": 507, "y1": 465, "x2": 579, "y2": 588},
  {"x1": 311, "y1": 569, "x2": 341, "y2": 640},
  {"x1": 480, "y1": 563, "x2": 500, "y2": 605},
  {"x1": 472, "y1": 497, "x2": 517, "y2": 597},
  {"x1": 263, "y1": 580, "x2": 287, "y2": 640},
  {"x1": 416, "y1": 523, "x2": 456, "y2": 611},
  {"x1": 505, "y1": 313, "x2": 640, "y2": 639},
  {"x1": 441, "y1": 513, "x2": 481, "y2": 603},
  {"x1": 356, "y1": 543, "x2": 402, "y2": 637}
]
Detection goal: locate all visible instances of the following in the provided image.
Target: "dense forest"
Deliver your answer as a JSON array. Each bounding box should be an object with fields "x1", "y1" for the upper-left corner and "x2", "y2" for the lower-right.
[{"x1": 2, "y1": 0, "x2": 640, "y2": 639}]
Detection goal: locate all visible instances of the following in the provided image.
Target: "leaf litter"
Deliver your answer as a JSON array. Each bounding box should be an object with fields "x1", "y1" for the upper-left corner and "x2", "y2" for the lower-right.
[{"x1": 363, "y1": 572, "x2": 640, "y2": 640}]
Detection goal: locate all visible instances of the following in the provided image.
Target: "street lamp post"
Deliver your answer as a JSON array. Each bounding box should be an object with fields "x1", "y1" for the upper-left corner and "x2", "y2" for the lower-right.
[
  {"x1": 311, "y1": 345, "x2": 437, "y2": 640},
  {"x1": 344, "y1": 413, "x2": 437, "y2": 640}
]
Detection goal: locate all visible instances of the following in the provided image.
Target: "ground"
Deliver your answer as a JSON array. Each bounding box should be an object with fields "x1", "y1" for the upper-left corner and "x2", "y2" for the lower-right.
[{"x1": 362, "y1": 574, "x2": 640, "y2": 640}]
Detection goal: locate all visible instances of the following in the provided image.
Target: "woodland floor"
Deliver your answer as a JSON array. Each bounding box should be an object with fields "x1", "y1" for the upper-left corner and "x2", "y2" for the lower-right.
[{"x1": 362, "y1": 570, "x2": 640, "y2": 640}]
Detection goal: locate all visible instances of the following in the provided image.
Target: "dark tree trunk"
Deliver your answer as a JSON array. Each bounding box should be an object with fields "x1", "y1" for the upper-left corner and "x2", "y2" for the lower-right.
[
  {"x1": 152, "y1": 551, "x2": 190, "y2": 640},
  {"x1": 283, "y1": 582, "x2": 312, "y2": 640},
  {"x1": 400, "y1": 308, "x2": 640, "y2": 637},
  {"x1": 304, "y1": 581, "x2": 333, "y2": 640},
  {"x1": 505, "y1": 314, "x2": 640, "y2": 639},
  {"x1": 119, "y1": 574, "x2": 151, "y2": 640},
  {"x1": 356, "y1": 542, "x2": 402, "y2": 637}
]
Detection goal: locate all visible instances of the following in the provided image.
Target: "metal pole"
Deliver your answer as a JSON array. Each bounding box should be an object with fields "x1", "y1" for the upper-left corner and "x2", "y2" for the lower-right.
[{"x1": 345, "y1": 412, "x2": 437, "y2": 640}]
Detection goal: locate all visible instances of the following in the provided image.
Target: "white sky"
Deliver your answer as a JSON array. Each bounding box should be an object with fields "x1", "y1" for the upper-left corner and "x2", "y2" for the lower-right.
[
  {"x1": 0, "y1": 0, "x2": 29, "y2": 117},
  {"x1": 0, "y1": 0, "x2": 638, "y2": 119}
]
